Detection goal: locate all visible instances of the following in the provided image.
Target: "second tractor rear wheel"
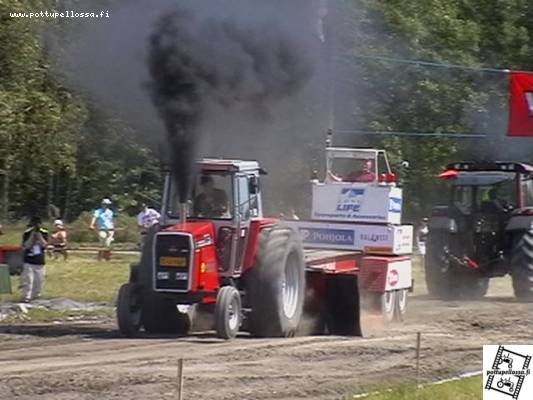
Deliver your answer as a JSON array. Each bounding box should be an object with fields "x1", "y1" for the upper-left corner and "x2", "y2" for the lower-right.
[{"x1": 511, "y1": 229, "x2": 533, "y2": 301}]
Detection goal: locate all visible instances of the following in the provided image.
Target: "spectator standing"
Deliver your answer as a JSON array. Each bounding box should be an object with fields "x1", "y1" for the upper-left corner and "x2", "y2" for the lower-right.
[
  {"x1": 90, "y1": 198, "x2": 115, "y2": 261},
  {"x1": 21, "y1": 216, "x2": 48, "y2": 303},
  {"x1": 137, "y1": 203, "x2": 161, "y2": 248}
]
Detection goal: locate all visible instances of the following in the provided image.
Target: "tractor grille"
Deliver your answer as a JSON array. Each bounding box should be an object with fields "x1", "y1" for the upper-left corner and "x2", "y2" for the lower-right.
[{"x1": 153, "y1": 233, "x2": 193, "y2": 292}]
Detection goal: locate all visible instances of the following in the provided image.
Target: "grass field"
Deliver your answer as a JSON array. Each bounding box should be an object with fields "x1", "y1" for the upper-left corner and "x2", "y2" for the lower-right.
[
  {"x1": 0, "y1": 253, "x2": 135, "y2": 304},
  {"x1": 351, "y1": 376, "x2": 482, "y2": 400}
]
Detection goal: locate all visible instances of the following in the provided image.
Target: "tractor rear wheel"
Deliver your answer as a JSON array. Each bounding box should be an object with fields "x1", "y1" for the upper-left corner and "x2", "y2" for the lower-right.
[
  {"x1": 511, "y1": 229, "x2": 533, "y2": 301},
  {"x1": 325, "y1": 275, "x2": 362, "y2": 336},
  {"x1": 117, "y1": 283, "x2": 142, "y2": 337},
  {"x1": 248, "y1": 223, "x2": 305, "y2": 337},
  {"x1": 141, "y1": 294, "x2": 192, "y2": 334},
  {"x1": 425, "y1": 233, "x2": 454, "y2": 299},
  {"x1": 215, "y1": 286, "x2": 242, "y2": 339}
]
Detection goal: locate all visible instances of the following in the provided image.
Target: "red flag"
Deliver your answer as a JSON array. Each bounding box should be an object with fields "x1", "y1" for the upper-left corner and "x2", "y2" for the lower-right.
[{"x1": 508, "y1": 72, "x2": 533, "y2": 136}]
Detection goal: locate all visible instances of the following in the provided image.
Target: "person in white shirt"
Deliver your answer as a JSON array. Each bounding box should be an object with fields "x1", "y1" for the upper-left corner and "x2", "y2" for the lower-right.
[{"x1": 137, "y1": 204, "x2": 161, "y2": 248}]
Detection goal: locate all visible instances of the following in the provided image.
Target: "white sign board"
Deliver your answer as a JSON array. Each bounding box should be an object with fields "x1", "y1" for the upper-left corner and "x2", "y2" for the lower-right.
[
  {"x1": 286, "y1": 220, "x2": 413, "y2": 255},
  {"x1": 385, "y1": 258, "x2": 412, "y2": 291},
  {"x1": 312, "y1": 183, "x2": 402, "y2": 224}
]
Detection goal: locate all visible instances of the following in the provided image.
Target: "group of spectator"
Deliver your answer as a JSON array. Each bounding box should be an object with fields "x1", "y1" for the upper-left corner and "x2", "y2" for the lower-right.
[{"x1": 4, "y1": 198, "x2": 160, "y2": 303}]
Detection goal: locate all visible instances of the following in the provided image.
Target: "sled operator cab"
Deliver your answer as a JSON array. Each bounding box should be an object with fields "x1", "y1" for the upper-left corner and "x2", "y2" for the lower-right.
[
  {"x1": 311, "y1": 147, "x2": 403, "y2": 225},
  {"x1": 426, "y1": 161, "x2": 533, "y2": 301}
]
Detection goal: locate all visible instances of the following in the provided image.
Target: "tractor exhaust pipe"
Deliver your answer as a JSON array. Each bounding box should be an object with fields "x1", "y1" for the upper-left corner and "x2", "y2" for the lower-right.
[{"x1": 179, "y1": 202, "x2": 187, "y2": 225}]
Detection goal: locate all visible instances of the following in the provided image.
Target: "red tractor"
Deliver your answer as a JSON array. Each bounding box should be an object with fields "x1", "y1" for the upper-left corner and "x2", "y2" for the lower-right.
[
  {"x1": 117, "y1": 159, "x2": 310, "y2": 338},
  {"x1": 117, "y1": 156, "x2": 412, "y2": 339}
]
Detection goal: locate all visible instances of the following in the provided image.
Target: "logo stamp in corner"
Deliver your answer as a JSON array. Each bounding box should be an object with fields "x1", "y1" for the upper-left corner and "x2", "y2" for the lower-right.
[{"x1": 484, "y1": 345, "x2": 532, "y2": 400}]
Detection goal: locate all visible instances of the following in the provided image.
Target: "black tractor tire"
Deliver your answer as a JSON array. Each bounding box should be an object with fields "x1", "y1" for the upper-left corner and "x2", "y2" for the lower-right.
[
  {"x1": 248, "y1": 223, "x2": 306, "y2": 337},
  {"x1": 117, "y1": 283, "x2": 142, "y2": 337},
  {"x1": 325, "y1": 275, "x2": 362, "y2": 336},
  {"x1": 215, "y1": 286, "x2": 242, "y2": 339},
  {"x1": 425, "y1": 233, "x2": 456, "y2": 299},
  {"x1": 141, "y1": 294, "x2": 192, "y2": 335},
  {"x1": 511, "y1": 230, "x2": 533, "y2": 301}
]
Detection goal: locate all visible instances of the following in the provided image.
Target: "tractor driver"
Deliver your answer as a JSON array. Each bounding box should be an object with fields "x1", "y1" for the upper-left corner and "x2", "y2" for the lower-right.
[
  {"x1": 328, "y1": 159, "x2": 376, "y2": 183},
  {"x1": 483, "y1": 187, "x2": 513, "y2": 213},
  {"x1": 193, "y1": 175, "x2": 230, "y2": 218}
]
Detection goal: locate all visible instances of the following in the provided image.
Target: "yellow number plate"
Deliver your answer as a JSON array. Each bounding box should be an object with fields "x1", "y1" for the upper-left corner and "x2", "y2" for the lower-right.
[{"x1": 159, "y1": 256, "x2": 187, "y2": 267}]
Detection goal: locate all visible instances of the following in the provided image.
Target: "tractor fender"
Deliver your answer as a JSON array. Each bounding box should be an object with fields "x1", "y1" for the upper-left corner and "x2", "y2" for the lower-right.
[
  {"x1": 505, "y1": 215, "x2": 533, "y2": 232},
  {"x1": 137, "y1": 225, "x2": 160, "y2": 292}
]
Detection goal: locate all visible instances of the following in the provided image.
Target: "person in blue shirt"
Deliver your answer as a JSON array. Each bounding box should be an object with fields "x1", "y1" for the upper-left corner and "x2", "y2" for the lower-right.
[{"x1": 89, "y1": 198, "x2": 115, "y2": 261}]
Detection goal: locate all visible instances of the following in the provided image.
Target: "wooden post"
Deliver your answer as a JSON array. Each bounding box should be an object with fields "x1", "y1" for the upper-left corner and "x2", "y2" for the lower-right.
[
  {"x1": 416, "y1": 332, "x2": 422, "y2": 388},
  {"x1": 177, "y1": 358, "x2": 184, "y2": 400}
]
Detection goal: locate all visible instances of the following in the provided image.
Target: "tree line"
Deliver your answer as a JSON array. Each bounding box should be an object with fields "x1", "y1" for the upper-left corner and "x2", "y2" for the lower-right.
[{"x1": 1, "y1": 0, "x2": 533, "y2": 223}]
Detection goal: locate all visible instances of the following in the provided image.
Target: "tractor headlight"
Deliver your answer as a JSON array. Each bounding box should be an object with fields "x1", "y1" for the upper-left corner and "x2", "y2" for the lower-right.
[
  {"x1": 157, "y1": 272, "x2": 170, "y2": 280},
  {"x1": 449, "y1": 219, "x2": 458, "y2": 233}
]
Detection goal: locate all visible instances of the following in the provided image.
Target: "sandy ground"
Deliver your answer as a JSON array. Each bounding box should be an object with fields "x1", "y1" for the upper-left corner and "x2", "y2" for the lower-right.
[{"x1": 0, "y1": 276, "x2": 531, "y2": 400}]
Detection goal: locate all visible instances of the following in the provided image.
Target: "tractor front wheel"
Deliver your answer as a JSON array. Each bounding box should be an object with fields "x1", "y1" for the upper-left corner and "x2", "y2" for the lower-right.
[
  {"x1": 248, "y1": 224, "x2": 305, "y2": 337},
  {"x1": 117, "y1": 283, "x2": 142, "y2": 337},
  {"x1": 215, "y1": 286, "x2": 242, "y2": 339}
]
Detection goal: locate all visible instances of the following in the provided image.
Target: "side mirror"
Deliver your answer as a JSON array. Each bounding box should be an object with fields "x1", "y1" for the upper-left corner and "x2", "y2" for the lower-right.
[{"x1": 249, "y1": 175, "x2": 260, "y2": 194}]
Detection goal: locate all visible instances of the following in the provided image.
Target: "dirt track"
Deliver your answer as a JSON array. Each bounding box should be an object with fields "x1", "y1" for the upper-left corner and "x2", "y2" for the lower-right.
[{"x1": 0, "y1": 277, "x2": 531, "y2": 400}]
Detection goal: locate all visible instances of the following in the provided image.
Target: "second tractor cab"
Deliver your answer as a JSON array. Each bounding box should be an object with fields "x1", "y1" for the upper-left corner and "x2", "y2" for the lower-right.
[{"x1": 426, "y1": 161, "x2": 533, "y2": 301}]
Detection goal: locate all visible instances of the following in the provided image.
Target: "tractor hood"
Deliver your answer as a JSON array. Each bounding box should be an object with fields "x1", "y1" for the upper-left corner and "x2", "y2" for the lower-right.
[{"x1": 162, "y1": 221, "x2": 216, "y2": 247}]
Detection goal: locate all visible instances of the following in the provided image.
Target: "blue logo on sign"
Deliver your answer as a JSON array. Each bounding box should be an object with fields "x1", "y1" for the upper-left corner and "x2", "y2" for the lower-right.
[
  {"x1": 299, "y1": 228, "x2": 355, "y2": 245},
  {"x1": 389, "y1": 197, "x2": 402, "y2": 213},
  {"x1": 336, "y1": 188, "x2": 365, "y2": 213}
]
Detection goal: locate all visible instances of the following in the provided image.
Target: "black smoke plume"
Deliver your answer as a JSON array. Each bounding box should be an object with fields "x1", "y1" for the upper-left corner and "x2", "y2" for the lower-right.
[{"x1": 147, "y1": 8, "x2": 313, "y2": 203}]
